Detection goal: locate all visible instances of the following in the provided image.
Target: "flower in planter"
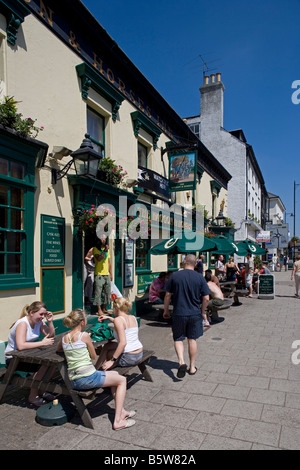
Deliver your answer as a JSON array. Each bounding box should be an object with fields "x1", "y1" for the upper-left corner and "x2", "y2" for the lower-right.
[
  {"x1": 0, "y1": 96, "x2": 44, "y2": 138},
  {"x1": 204, "y1": 231, "x2": 217, "y2": 238},
  {"x1": 97, "y1": 157, "x2": 128, "y2": 186}
]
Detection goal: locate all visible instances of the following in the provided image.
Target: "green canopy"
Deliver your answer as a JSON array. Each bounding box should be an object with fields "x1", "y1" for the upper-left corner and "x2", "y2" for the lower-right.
[
  {"x1": 150, "y1": 230, "x2": 217, "y2": 255},
  {"x1": 208, "y1": 236, "x2": 245, "y2": 255},
  {"x1": 236, "y1": 240, "x2": 266, "y2": 255}
]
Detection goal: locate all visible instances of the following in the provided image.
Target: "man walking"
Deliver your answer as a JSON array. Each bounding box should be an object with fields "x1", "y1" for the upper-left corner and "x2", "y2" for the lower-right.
[{"x1": 163, "y1": 254, "x2": 210, "y2": 378}]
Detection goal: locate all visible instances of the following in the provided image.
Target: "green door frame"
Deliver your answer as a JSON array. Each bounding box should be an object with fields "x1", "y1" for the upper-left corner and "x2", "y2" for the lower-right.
[{"x1": 68, "y1": 175, "x2": 137, "y2": 309}]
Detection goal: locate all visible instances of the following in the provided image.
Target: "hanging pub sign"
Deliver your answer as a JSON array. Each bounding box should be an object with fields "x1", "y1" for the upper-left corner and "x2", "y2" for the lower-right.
[
  {"x1": 137, "y1": 166, "x2": 170, "y2": 199},
  {"x1": 168, "y1": 151, "x2": 197, "y2": 192}
]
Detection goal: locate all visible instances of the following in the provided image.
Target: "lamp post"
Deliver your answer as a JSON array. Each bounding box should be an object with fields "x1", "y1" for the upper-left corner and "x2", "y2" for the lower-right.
[
  {"x1": 293, "y1": 181, "x2": 300, "y2": 261},
  {"x1": 215, "y1": 210, "x2": 226, "y2": 227}
]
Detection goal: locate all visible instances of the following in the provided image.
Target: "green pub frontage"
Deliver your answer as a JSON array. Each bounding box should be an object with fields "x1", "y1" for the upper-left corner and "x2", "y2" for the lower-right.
[{"x1": 0, "y1": 0, "x2": 231, "y2": 349}]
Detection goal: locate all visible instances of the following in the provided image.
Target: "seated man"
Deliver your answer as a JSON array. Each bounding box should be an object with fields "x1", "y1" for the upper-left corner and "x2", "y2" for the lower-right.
[
  {"x1": 204, "y1": 269, "x2": 220, "y2": 288},
  {"x1": 204, "y1": 271, "x2": 224, "y2": 324}
]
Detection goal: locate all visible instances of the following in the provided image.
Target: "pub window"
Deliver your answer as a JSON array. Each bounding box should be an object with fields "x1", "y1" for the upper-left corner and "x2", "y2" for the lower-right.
[
  {"x1": 87, "y1": 107, "x2": 105, "y2": 156},
  {"x1": 167, "y1": 253, "x2": 177, "y2": 270},
  {"x1": 0, "y1": 158, "x2": 25, "y2": 276},
  {"x1": 135, "y1": 238, "x2": 151, "y2": 272},
  {"x1": 138, "y1": 142, "x2": 148, "y2": 168}
]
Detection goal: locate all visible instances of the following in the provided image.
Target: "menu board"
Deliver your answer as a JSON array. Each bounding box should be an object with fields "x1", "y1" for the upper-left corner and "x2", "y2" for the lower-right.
[
  {"x1": 258, "y1": 274, "x2": 275, "y2": 299},
  {"x1": 41, "y1": 215, "x2": 65, "y2": 266}
]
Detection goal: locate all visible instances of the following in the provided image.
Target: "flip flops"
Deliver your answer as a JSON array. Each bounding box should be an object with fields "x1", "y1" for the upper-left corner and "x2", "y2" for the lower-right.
[
  {"x1": 114, "y1": 418, "x2": 136, "y2": 430},
  {"x1": 29, "y1": 397, "x2": 47, "y2": 407},
  {"x1": 188, "y1": 367, "x2": 198, "y2": 375},
  {"x1": 177, "y1": 364, "x2": 187, "y2": 379},
  {"x1": 125, "y1": 410, "x2": 136, "y2": 419},
  {"x1": 42, "y1": 392, "x2": 56, "y2": 401}
]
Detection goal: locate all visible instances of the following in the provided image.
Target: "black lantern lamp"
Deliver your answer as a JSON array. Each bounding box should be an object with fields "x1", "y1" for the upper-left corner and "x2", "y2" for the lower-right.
[
  {"x1": 51, "y1": 134, "x2": 102, "y2": 184},
  {"x1": 215, "y1": 209, "x2": 226, "y2": 227}
]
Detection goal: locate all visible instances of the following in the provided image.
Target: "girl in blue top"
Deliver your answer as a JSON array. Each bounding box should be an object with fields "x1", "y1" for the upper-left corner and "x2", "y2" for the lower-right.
[{"x1": 57, "y1": 309, "x2": 136, "y2": 431}]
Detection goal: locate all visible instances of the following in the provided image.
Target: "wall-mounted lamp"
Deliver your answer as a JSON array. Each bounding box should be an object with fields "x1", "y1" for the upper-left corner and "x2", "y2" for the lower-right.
[
  {"x1": 51, "y1": 134, "x2": 102, "y2": 184},
  {"x1": 125, "y1": 179, "x2": 139, "y2": 188}
]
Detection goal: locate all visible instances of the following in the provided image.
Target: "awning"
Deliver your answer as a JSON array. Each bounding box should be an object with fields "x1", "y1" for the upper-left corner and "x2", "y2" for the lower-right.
[
  {"x1": 208, "y1": 236, "x2": 247, "y2": 255},
  {"x1": 235, "y1": 240, "x2": 266, "y2": 255},
  {"x1": 150, "y1": 230, "x2": 217, "y2": 254}
]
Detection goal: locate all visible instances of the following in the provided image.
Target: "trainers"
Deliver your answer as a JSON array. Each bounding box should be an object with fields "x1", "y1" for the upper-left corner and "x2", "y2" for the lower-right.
[{"x1": 203, "y1": 320, "x2": 210, "y2": 327}]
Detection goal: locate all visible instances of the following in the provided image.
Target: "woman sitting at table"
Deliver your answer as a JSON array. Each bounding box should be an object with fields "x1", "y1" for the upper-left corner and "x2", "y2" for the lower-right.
[
  {"x1": 149, "y1": 272, "x2": 168, "y2": 304},
  {"x1": 225, "y1": 256, "x2": 240, "y2": 281},
  {"x1": 57, "y1": 308, "x2": 136, "y2": 431},
  {"x1": 5, "y1": 301, "x2": 55, "y2": 407},
  {"x1": 96, "y1": 297, "x2": 143, "y2": 370}
]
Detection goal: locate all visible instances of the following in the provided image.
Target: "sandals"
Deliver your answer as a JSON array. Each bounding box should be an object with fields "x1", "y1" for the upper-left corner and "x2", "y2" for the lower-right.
[
  {"x1": 177, "y1": 364, "x2": 187, "y2": 379},
  {"x1": 125, "y1": 410, "x2": 136, "y2": 419},
  {"x1": 42, "y1": 392, "x2": 56, "y2": 401},
  {"x1": 114, "y1": 418, "x2": 136, "y2": 430},
  {"x1": 29, "y1": 397, "x2": 47, "y2": 407},
  {"x1": 188, "y1": 367, "x2": 198, "y2": 375}
]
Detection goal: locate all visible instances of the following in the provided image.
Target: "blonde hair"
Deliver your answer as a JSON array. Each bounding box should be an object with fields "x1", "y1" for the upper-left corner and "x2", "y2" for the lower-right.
[
  {"x1": 113, "y1": 297, "x2": 132, "y2": 313},
  {"x1": 10, "y1": 301, "x2": 46, "y2": 329},
  {"x1": 63, "y1": 309, "x2": 86, "y2": 329}
]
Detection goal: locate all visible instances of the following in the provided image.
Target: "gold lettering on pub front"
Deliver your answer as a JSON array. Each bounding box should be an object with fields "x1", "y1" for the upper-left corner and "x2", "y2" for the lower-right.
[
  {"x1": 39, "y1": 0, "x2": 54, "y2": 27},
  {"x1": 93, "y1": 53, "x2": 104, "y2": 75},
  {"x1": 69, "y1": 31, "x2": 81, "y2": 52}
]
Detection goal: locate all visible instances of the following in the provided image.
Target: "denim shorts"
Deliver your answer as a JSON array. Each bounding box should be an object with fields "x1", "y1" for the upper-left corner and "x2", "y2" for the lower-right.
[
  {"x1": 172, "y1": 314, "x2": 203, "y2": 341},
  {"x1": 71, "y1": 370, "x2": 106, "y2": 390},
  {"x1": 117, "y1": 351, "x2": 143, "y2": 367}
]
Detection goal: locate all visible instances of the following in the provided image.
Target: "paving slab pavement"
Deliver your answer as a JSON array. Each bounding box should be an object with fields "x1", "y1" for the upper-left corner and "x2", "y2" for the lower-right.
[{"x1": 0, "y1": 270, "x2": 300, "y2": 452}]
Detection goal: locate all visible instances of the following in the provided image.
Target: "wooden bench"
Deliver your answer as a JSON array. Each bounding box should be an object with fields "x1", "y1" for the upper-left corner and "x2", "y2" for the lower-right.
[
  {"x1": 73, "y1": 349, "x2": 155, "y2": 401},
  {"x1": 207, "y1": 299, "x2": 233, "y2": 323},
  {"x1": 0, "y1": 367, "x2": 6, "y2": 381},
  {"x1": 233, "y1": 289, "x2": 249, "y2": 306}
]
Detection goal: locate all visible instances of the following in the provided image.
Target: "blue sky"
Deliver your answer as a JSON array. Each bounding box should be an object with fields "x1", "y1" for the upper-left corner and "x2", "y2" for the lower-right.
[{"x1": 83, "y1": 0, "x2": 300, "y2": 237}]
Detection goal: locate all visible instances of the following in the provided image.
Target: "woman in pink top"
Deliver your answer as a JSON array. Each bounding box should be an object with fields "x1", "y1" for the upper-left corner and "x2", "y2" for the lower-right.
[{"x1": 149, "y1": 272, "x2": 168, "y2": 304}]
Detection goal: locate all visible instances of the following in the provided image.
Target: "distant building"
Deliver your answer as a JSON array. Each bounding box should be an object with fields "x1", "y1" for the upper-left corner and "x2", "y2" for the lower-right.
[{"x1": 184, "y1": 74, "x2": 268, "y2": 244}]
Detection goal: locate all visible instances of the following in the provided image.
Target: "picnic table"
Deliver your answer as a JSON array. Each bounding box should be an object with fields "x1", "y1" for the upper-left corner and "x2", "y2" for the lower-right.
[
  {"x1": 219, "y1": 281, "x2": 237, "y2": 297},
  {"x1": 0, "y1": 334, "x2": 105, "y2": 428},
  {"x1": 0, "y1": 332, "x2": 154, "y2": 429}
]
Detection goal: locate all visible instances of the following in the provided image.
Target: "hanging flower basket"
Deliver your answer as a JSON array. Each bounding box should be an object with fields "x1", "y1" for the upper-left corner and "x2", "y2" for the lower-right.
[
  {"x1": 97, "y1": 157, "x2": 127, "y2": 186},
  {"x1": 77, "y1": 205, "x2": 116, "y2": 235}
]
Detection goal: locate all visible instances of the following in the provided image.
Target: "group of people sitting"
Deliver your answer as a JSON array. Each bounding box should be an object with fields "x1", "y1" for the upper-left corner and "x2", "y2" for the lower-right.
[
  {"x1": 148, "y1": 253, "x2": 272, "y2": 327},
  {"x1": 5, "y1": 297, "x2": 143, "y2": 431}
]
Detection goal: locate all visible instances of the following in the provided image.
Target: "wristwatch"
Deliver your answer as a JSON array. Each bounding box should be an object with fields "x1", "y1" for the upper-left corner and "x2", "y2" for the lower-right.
[{"x1": 111, "y1": 356, "x2": 118, "y2": 362}]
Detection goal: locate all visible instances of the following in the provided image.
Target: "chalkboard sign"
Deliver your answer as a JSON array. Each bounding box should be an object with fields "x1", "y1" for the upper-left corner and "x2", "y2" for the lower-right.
[
  {"x1": 41, "y1": 267, "x2": 65, "y2": 313},
  {"x1": 258, "y1": 274, "x2": 275, "y2": 299},
  {"x1": 41, "y1": 215, "x2": 65, "y2": 266}
]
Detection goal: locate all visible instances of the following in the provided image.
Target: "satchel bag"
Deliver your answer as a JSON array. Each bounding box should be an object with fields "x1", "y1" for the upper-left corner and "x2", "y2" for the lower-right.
[{"x1": 89, "y1": 324, "x2": 114, "y2": 342}]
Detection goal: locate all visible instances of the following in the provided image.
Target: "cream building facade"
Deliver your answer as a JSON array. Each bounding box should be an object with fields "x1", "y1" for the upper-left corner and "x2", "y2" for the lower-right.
[{"x1": 0, "y1": 0, "x2": 230, "y2": 348}]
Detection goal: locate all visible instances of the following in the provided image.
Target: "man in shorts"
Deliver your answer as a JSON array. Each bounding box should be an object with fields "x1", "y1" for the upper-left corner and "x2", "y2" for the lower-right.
[
  {"x1": 163, "y1": 254, "x2": 210, "y2": 378},
  {"x1": 245, "y1": 253, "x2": 254, "y2": 297}
]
